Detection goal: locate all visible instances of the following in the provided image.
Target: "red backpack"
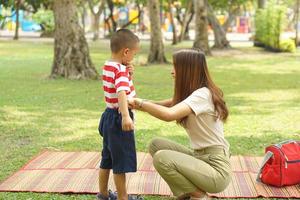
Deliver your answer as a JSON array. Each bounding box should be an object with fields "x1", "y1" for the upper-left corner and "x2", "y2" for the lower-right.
[{"x1": 257, "y1": 140, "x2": 300, "y2": 187}]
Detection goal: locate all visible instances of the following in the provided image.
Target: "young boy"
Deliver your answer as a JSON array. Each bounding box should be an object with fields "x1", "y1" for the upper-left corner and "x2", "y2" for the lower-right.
[{"x1": 97, "y1": 29, "x2": 141, "y2": 200}]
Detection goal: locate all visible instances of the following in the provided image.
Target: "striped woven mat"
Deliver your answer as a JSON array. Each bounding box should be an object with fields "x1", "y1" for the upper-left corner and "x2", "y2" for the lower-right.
[{"x1": 0, "y1": 151, "x2": 299, "y2": 198}]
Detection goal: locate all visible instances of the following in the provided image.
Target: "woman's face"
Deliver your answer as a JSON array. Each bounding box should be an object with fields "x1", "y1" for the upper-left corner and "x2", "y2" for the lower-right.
[{"x1": 171, "y1": 67, "x2": 175, "y2": 79}]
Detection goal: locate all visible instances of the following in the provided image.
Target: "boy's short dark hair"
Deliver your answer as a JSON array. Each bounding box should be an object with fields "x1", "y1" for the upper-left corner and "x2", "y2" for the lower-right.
[{"x1": 110, "y1": 29, "x2": 140, "y2": 53}]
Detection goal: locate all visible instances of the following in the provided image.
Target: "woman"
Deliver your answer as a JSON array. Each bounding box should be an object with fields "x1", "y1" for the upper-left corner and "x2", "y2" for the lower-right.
[{"x1": 128, "y1": 48, "x2": 232, "y2": 200}]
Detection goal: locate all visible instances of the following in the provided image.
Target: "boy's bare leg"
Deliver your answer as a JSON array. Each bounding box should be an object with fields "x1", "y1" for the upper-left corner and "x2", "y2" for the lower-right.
[
  {"x1": 99, "y1": 168, "x2": 110, "y2": 197},
  {"x1": 113, "y1": 173, "x2": 128, "y2": 200}
]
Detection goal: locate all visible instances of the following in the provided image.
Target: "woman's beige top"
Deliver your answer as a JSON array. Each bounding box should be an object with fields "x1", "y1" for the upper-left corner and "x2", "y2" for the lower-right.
[{"x1": 183, "y1": 87, "x2": 230, "y2": 151}]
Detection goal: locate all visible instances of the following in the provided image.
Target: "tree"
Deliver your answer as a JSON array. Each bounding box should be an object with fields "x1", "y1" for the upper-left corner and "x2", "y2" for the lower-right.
[
  {"x1": 207, "y1": 3, "x2": 231, "y2": 49},
  {"x1": 51, "y1": 0, "x2": 98, "y2": 79},
  {"x1": 148, "y1": 0, "x2": 167, "y2": 63},
  {"x1": 258, "y1": 0, "x2": 266, "y2": 9},
  {"x1": 32, "y1": 9, "x2": 55, "y2": 37},
  {"x1": 106, "y1": 0, "x2": 117, "y2": 33},
  {"x1": 13, "y1": 0, "x2": 21, "y2": 40},
  {"x1": 208, "y1": 0, "x2": 245, "y2": 32},
  {"x1": 87, "y1": 0, "x2": 105, "y2": 40},
  {"x1": 78, "y1": 0, "x2": 87, "y2": 31},
  {"x1": 222, "y1": 7, "x2": 240, "y2": 32},
  {"x1": 168, "y1": 0, "x2": 178, "y2": 44},
  {"x1": 178, "y1": 0, "x2": 194, "y2": 42},
  {"x1": 23, "y1": 0, "x2": 52, "y2": 13},
  {"x1": 193, "y1": 0, "x2": 211, "y2": 55}
]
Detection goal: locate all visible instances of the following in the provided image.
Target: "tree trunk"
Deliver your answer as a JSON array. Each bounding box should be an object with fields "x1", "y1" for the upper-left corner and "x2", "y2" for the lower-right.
[
  {"x1": 137, "y1": 3, "x2": 144, "y2": 33},
  {"x1": 81, "y1": 6, "x2": 86, "y2": 31},
  {"x1": 106, "y1": 0, "x2": 117, "y2": 32},
  {"x1": 185, "y1": 12, "x2": 194, "y2": 40},
  {"x1": 222, "y1": 7, "x2": 240, "y2": 32},
  {"x1": 88, "y1": 0, "x2": 105, "y2": 41},
  {"x1": 207, "y1": 4, "x2": 231, "y2": 49},
  {"x1": 51, "y1": 0, "x2": 98, "y2": 80},
  {"x1": 168, "y1": 0, "x2": 177, "y2": 45},
  {"x1": 179, "y1": 0, "x2": 193, "y2": 42},
  {"x1": 148, "y1": 0, "x2": 167, "y2": 63},
  {"x1": 13, "y1": 0, "x2": 21, "y2": 40},
  {"x1": 193, "y1": 0, "x2": 211, "y2": 55},
  {"x1": 258, "y1": 0, "x2": 266, "y2": 9},
  {"x1": 93, "y1": 14, "x2": 100, "y2": 40}
]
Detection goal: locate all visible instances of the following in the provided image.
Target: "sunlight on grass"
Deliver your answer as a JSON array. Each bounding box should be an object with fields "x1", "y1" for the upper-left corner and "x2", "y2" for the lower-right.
[
  {"x1": 0, "y1": 106, "x2": 43, "y2": 126},
  {"x1": 51, "y1": 128, "x2": 97, "y2": 143},
  {"x1": 229, "y1": 89, "x2": 300, "y2": 101},
  {"x1": 50, "y1": 116, "x2": 99, "y2": 143}
]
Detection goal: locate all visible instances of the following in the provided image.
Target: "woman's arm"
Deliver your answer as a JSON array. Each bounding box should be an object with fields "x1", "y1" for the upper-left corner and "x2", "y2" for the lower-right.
[
  {"x1": 130, "y1": 98, "x2": 193, "y2": 122},
  {"x1": 151, "y1": 98, "x2": 173, "y2": 107}
]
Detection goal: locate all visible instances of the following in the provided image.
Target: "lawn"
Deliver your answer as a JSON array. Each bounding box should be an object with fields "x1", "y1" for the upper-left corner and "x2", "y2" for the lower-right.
[{"x1": 0, "y1": 39, "x2": 299, "y2": 200}]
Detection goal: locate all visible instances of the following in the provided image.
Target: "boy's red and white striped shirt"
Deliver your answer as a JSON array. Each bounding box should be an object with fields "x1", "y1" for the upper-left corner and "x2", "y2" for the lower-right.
[{"x1": 102, "y1": 61, "x2": 136, "y2": 108}]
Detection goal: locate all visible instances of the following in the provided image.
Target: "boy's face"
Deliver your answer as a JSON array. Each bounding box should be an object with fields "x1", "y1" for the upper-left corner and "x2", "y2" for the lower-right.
[{"x1": 122, "y1": 43, "x2": 140, "y2": 65}]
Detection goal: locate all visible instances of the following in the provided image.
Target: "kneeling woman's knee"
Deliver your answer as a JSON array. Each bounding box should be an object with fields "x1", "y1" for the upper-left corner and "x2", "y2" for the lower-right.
[
  {"x1": 148, "y1": 137, "x2": 163, "y2": 156},
  {"x1": 152, "y1": 150, "x2": 172, "y2": 171}
]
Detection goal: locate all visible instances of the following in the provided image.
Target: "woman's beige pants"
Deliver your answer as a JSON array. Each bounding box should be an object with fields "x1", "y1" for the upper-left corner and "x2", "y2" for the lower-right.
[{"x1": 149, "y1": 137, "x2": 232, "y2": 197}]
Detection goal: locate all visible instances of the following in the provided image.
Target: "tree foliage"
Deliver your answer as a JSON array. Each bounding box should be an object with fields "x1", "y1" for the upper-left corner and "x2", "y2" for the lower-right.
[
  {"x1": 32, "y1": 9, "x2": 54, "y2": 36},
  {"x1": 208, "y1": 0, "x2": 251, "y2": 12}
]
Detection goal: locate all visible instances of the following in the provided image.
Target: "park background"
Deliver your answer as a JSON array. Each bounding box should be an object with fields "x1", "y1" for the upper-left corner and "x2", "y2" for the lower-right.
[{"x1": 0, "y1": 0, "x2": 300, "y2": 199}]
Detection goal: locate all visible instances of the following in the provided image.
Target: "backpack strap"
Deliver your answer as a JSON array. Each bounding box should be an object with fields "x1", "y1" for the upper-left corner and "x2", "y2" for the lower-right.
[
  {"x1": 274, "y1": 140, "x2": 296, "y2": 148},
  {"x1": 256, "y1": 151, "x2": 274, "y2": 182}
]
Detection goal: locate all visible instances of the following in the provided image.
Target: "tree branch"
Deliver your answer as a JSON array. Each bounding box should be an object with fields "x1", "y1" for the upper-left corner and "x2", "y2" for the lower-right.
[{"x1": 87, "y1": 0, "x2": 97, "y2": 15}]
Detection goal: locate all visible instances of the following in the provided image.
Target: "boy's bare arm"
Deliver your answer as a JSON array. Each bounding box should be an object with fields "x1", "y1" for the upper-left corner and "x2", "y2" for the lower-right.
[{"x1": 118, "y1": 91, "x2": 134, "y2": 131}]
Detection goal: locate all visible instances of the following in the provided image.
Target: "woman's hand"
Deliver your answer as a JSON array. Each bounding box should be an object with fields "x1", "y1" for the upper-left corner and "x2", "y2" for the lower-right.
[
  {"x1": 128, "y1": 98, "x2": 143, "y2": 110},
  {"x1": 129, "y1": 97, "x2": 193, "y2": 122},
  {"x1": 128, "y1": 98, "x2": 135, "y2": 109}
]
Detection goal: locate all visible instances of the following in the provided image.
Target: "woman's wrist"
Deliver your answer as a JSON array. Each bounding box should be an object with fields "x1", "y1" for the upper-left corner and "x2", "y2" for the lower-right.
[{"x1": 136, "y1": 98, "x2": 147, "y2": 108}]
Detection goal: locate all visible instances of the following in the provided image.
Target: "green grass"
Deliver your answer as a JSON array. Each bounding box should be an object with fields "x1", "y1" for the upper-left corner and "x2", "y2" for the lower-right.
[{"x1": 0, "y1": 39, "x2": 300, "y2": 200}]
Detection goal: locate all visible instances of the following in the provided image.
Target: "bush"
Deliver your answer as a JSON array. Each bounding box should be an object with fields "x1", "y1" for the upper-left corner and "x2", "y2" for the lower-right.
[
  {"x1": 32, "y1": 9, "x2": 54, "y2": 37},
  {"x1": 254, "y1": 9, "x2": 265, "y2": 46},
  {"x1": 279, "y1": 39, "x2": 296, "y2": 53},
  {"x1": 254, "y1": 0, "x2": 289, "y2": 52}
]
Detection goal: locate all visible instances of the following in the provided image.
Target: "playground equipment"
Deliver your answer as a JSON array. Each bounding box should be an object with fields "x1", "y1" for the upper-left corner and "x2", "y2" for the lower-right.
[{"x1": 0, "y1": 6, "x2": 41, "y2": 32}]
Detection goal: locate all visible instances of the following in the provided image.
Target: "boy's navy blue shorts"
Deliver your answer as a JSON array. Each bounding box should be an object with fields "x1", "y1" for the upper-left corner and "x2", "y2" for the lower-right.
[{"x1": 98, "y1": 108, "x2": 137, "y2": 174}]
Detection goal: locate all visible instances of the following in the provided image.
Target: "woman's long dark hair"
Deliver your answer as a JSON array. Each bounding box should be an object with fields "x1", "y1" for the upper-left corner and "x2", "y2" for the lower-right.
[{"x1": 172, "y1": 48, "x2": 228, "y2": 124}]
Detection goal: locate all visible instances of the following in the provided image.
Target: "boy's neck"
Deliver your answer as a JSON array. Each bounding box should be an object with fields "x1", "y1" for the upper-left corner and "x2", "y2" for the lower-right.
[{"x1": 110, "y1": 53, "x2": 123, "y2": 64}]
